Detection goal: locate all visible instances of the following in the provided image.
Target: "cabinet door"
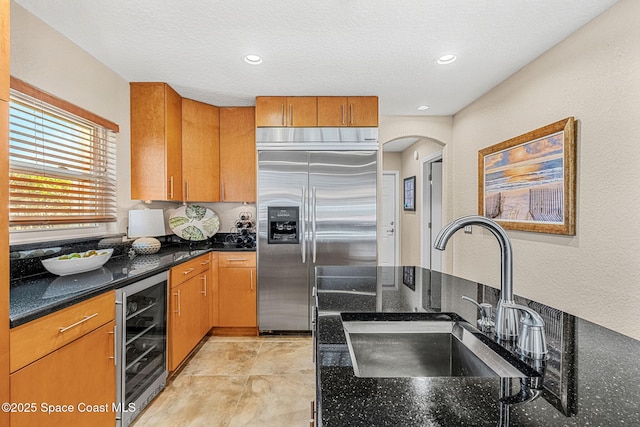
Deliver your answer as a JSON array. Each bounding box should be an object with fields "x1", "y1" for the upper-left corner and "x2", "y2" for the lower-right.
[
  {"x1": 218, "y1": 267, "x2": 256, "y2": 327},
  {"x1": 347, "y1": 96, "x2": 378, "y2": 127},
  {"x1": 182, "y1": 98, "x2": 220, "y2": 202},
  {"x1": 255, "y1": 96, "x2": 317, "y2": 127},
  {"x1": 210, "y1": 252, "x2": 220, "y2": 327},
  {"x1": 165, "y1": 83, "x2": 183, "y2": 200},
  {"x1": 255, "y1": 96, "x2": 286, "y2": 127},
  {"x1": 220, "y1": 107, "x2": 256, "y2": 202},
  {"x1": 287, "y1": 96, "x2": 317, "y2": 127},
  {"x1": 317, "y1": 96, "x2": 348, "y2": 127},
  {"x1": 168, "y1": 279, "x2": 201, "y2": 371},
  {"x1": 0, "y1": 0, "x2": 9, "y2": 102},
  {"x1": 130, "y1": 82, "x2": 183, "y2": 201},
  {"x1": 199, "y1": 271, "x2": 211, "y2": 336},
  {"x1": 10, "y1": 321, "x2": 116, "y2": 427}
]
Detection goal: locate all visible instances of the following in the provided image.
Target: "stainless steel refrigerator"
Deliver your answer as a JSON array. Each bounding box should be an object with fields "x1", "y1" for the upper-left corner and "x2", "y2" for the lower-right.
[{"x1": 257, "y1": 128, "x2": 378, "y2": 332}]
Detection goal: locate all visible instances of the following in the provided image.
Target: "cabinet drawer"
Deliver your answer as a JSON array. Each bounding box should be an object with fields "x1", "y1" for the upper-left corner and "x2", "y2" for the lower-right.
[
  {"x1": 218, "y1": 252, "x2": 256, "y2": 268},
  {"x1": 170, "y1": 253, "x2": 211, "y2": 287},
  {"x1": 10, "y1": 291, "x2": 115, "y2": 373}
]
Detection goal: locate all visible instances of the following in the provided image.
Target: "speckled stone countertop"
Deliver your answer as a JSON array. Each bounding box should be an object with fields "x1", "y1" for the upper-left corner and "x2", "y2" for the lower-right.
[
  {"x1": 10, "y1": 241, "x2": 254, "y2": 328},
  {"x1": 315, "y1": 266, "x2": 640, "y2": 426}
]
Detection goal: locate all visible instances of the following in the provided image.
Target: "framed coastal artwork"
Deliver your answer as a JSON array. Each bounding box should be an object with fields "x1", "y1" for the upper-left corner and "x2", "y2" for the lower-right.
[{"x1": 478, "y1": 117, "x2": 576, "y2": 235}]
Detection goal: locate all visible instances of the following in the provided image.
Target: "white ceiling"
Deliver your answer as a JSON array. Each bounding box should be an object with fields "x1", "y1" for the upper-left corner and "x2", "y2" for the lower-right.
[{"x1": 14, "y1": 0, "x2": 618, "y2": 116}]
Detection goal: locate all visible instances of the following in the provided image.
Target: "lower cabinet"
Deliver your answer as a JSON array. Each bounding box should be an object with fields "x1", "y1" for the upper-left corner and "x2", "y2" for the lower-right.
[
  {"x1": 218, "y1": 252, "x2": 257, "y2": 329},
  {"x1": 168, "y1": 252, "x2": 212, "y2": 372},
  {"x1": 10, "y1": 321, "x2": 116, "y2": 427},
  {"x1": 169, "y1": 276, "x2": 203, "y2": 371},
  {"x1": 208, "y1": 252, "x2": 219, "y2": 329}
]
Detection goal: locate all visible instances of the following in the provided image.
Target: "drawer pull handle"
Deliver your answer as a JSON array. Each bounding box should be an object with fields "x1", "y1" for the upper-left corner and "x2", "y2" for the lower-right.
[
  {"x1": 227, "y1": 258, "x2": 247, "y2": 262},
  {"x1": 202, "y1": 274, "x2": 207, "y2": 296},
  {"x1": 201, "y1": 260, "x2": 210, "y2": 265},
  {"x1": 59, "y1": 313, "x2": 98, "y2": 333},
  {"x1": 183, "y1": 268, "x2": 195, "y2": 275}
]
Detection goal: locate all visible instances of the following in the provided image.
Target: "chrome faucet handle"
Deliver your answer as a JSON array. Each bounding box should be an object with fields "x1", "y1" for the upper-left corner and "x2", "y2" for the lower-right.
[
  {"x1": 502, "y1": 302, "x2": 548, "y2": 360},
  {"x1": 462, "y1": 296, "x2": 495, "y2": 330}
]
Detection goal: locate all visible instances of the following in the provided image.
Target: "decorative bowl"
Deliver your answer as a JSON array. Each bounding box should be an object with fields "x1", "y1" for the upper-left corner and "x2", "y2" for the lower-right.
[{"x1": 41, "y1": 248, "x2": 114, "y2": 276}]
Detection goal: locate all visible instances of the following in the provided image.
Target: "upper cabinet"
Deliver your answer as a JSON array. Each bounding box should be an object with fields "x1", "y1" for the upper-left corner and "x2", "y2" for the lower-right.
[
  {"x1": 220, "y1": 107, "x2": 256, "y2": 202},
  {"x1": 317, "y1": 96, "x2": 378, "y2": 127},
  {"x1": 255, "y1": 96, "x2": 317, "y2": 127},
  {"x1": 130, "y1": 82, "x2": 183, "y2": 201},
  {"x1": 181, "y1": 98, "x2": 220, "y2": 202},
  {"x1": 0, "y1": 0, "x2": 8, "y2": 102}
]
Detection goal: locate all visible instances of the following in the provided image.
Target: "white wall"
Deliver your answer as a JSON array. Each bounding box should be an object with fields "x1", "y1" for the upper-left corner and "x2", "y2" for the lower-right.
[{"x1": 449, "y1": 0, "x2": 640, "y2": 339}]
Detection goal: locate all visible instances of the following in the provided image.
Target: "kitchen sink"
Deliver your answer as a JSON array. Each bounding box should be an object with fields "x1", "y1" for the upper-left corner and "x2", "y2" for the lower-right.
[{"x1": 341, "y1": 313, "x2": 530, "y2": 378}]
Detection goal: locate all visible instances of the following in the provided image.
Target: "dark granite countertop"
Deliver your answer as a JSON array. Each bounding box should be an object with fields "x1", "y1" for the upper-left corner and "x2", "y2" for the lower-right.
[
  {"x1": 10, "y1": 242, "x2": 255, "y2": 328},
  {"x1": 315, "y1": 265, "x2": 640, "y2": 426}
]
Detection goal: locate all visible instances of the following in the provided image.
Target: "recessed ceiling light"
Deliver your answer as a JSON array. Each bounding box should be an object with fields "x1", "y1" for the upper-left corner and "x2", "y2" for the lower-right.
[
  {"x1": 244, "y1": 54, "x2": 263, "y2": 65},
  {"x1": 417, "y1": 105, "x2": 430, "y2": 111},
  {"x1": 436, "y1": 54, "x2": 457, "y2": 65}
]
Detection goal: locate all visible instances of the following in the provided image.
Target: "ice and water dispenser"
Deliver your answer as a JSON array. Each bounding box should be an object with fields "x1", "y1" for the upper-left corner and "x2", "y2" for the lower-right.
[{"x1": 267, "y1": 206, "x2": 299, "y2": 244}]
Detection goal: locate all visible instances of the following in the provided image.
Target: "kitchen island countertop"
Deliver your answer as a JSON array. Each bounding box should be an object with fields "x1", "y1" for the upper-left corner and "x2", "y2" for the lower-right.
[{"x1": 315, "y1": 265, "x2": 640, "y2": 426}]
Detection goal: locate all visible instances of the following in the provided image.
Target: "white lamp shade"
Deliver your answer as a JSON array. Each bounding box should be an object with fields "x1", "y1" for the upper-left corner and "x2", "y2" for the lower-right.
[{"x1": 128, "y1": 209, "x2": 166, "y2": 238}]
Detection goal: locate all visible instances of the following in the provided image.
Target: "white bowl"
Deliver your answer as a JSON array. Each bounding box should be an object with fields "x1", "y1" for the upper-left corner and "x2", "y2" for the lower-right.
[{"x1": 41, "y1": 248, "x2": 114, "y2": 276}]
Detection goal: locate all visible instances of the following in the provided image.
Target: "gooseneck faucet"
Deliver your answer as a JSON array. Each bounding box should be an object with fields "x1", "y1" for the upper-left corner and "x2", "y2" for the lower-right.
[{"x1": 433, "y1": 215, "x2": 520, "y2": 341}]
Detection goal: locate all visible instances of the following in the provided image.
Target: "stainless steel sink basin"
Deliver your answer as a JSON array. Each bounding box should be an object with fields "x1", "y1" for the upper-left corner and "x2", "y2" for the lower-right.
[{"x1": 341, "y1": 314, "x2": 528, "y2": 378}]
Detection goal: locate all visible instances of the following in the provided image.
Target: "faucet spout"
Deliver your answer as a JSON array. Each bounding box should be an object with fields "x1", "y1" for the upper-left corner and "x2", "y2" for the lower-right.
[{"x1": 433, "y1": 215, "x2": 519, "y2": 340}]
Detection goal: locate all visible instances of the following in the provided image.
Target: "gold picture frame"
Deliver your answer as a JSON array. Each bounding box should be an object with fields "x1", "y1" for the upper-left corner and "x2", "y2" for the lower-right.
[{"x1": 478, "y1": 117, "x2": 576, "y2": 235}]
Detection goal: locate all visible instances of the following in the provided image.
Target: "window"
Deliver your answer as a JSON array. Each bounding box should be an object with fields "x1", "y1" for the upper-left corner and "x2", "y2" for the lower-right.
[{"x1": 8, "y1": 79, "x2": 118, "y2": 231}]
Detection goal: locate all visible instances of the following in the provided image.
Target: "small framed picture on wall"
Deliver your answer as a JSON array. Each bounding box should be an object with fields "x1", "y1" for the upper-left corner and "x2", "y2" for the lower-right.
[{"x1": 404, "y1": 176, "x2": 416, "y2": 211}]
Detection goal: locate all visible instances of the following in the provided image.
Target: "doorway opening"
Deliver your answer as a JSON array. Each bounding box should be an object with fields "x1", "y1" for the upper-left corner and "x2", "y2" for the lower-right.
[{"x1": 421, "y1": 153, "x2": 443, "y2": 270}]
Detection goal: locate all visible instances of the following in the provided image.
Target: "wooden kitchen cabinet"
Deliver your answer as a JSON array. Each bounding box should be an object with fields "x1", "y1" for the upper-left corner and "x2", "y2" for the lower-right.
[
  {"x1": 219, "y1": 107, "x2": 256, "y2": 202},
  {"x1": 209, "y1": 252, "x2": 220, "y2": 327},
  {"x1": 10, "y1": 291, "x2": 115, "y2": 373},
  {"x1": 255, "y1": 96, "x2": 317, "y2": 127},
  {"x1": 168, "y1": 253, "x2": 212, "y2": 371},
  {"x1": 10, "y1": 321, "x2": 116, "y2": 427},
  {"x1": 168, "y1": 276, "x2": 202, "y2": 371},
  {"x1": 317, "y1": 96, "x2": 378, "y2": 127},
  {"x1": 0, "y1": 0, "x2": 9, "y2": 102},
  {"x1": 182, "y1": 98, "x2": 220, "y2": 202},
  {"x1": 130, "y1": 82, "x2": 183, "y2": 201},
  {"x1": 217, "y1": 253, "x2": 257, "y2": 331},
  {"x1": 199, "y1": 254, "x2": 214, "y2": 337}
]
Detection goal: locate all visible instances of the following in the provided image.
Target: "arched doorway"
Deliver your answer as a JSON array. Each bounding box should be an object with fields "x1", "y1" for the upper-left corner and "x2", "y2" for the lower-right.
[{"x1": 382, "y1": 134, "x2": 445, "y2": 270}]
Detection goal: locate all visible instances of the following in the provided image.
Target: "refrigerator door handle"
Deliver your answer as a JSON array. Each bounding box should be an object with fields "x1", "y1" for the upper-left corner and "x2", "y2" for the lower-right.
[
  {"x1": 301, "y1": 186, "x2": 307, "y2": 263},
  {"x1": 312, "y1": 186, "x2": 317, "y2": 263}
]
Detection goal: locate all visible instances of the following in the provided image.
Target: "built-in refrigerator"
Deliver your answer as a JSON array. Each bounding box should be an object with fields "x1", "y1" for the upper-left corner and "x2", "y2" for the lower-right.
[{"x1": 257, "y1": 128, "x2": 378, "y2": 332}]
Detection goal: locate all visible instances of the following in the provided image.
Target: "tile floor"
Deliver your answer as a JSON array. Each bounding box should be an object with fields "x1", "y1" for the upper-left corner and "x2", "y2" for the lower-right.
[{"x1": 132, "y1": 335, "x2": 316, "y2": 427}]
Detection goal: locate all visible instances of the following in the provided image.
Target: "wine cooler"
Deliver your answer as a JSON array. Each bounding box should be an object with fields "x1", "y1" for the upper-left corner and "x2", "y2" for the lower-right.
[{"x1": 115, "y1": 271, "x2": 168, "y2": 427}]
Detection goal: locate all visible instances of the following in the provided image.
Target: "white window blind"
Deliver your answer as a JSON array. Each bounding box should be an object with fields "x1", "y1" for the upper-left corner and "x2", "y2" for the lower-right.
[{"x1": 8, "y1": 87, "x2": 118, "y2": 229}]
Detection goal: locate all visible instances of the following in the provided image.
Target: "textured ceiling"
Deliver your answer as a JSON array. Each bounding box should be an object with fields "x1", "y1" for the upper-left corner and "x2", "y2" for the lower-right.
[{"x1": 14, "y1": 0, "x2": 618, "y2": 116}]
